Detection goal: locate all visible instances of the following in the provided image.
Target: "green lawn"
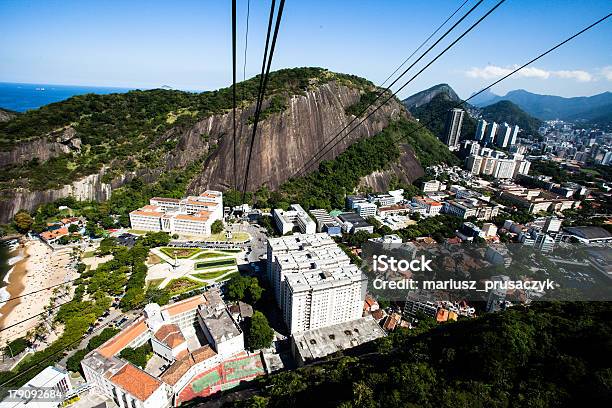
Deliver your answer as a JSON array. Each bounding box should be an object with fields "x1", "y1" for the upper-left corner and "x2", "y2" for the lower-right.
[
  {"x1": 192, "y1": 268, "x2": 236, "y2": 280},
  {"x1": 203, "y1": 231, "x2": 250, "y2": 242},
  {"x1": 166, "y1": 277, "x2": 206, "y2": 296},
  {"x1": 159, "y1": 247, "x2": 202, "y2": 259},
  {"x1": 194, "y1": 251, "x2": 229, "y2": 259},
  {"x1": 127, "y1": 229, "x2": 147, "y2": 235},
  {"x1": 194, "y1": 258, "x2": 236, "y2": 270},
  {"x1": 82, "y1": 251, "x2": 95, "y2": 259}
]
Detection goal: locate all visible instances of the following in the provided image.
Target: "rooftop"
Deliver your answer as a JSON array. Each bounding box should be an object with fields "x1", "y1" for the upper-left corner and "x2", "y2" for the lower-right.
[
  {"x1": 110, "y1": 363, "x2": 162, "y2": 402},
  {"x1": 198, "y1": 306, "x2": 242, "y2": 344},
  {"x1": 292, "y1": 316, "x2": 386, "y2": 362},
  {"x1": 154, "y1": 324, "x2": 186, "y2": 349},
  {"x1": 564, "y1": 226, "x2": 612, "y2": 241}
]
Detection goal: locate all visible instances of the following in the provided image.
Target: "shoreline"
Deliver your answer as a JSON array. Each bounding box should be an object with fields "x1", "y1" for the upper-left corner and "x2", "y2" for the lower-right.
[
  {"x1": 0, "y1": 245, "x2": 29, "y2": 325},
  {"x1": 0, "y1": 239, "x2": 76, "y2": 344}
]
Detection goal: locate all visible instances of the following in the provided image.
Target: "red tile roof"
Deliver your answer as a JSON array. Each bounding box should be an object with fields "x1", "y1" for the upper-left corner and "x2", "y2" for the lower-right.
[
  {"x1": 110, "y1": 363, "x2": 162, "y2": 402},
  {"x1": 98, "y1": 320, "x2": 147, "y2": 358},
  {"x1": 154, "y1": 324, "x2": 185, "y2": 349}
]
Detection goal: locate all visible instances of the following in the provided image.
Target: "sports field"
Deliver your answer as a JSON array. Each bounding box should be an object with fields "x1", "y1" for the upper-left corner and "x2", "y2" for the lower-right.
[{"x1": 177, "y1": 353, "x2": 266, "y2": 403}]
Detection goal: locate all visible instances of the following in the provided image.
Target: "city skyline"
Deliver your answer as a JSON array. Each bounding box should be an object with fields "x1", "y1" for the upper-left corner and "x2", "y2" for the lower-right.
[{"x1": 1, "y1": 0, "x2": 611, "y2": 98}]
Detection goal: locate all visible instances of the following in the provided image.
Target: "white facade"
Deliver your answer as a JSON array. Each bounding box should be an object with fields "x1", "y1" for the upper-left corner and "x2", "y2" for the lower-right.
[
  {"x1": 495, "y1": 122, "x2": 512, "y2": 148},
  {"x1": 354, "y1": 202, "x2": 377, "y2": 218},
  {"x1": 267, "y1": 234, "x2": 366, "y2": 334},
  {"x1": 273, "y1": 204, "x2": 316, "y2": 235},
  {"x1": 129, "y1": 190, "x2": 223, "y2": 237},
  {"x1": 475, "y1": 119, "x2": 487, "y2": 142},
  {"x1": 486, "y1": 121, "x2": 498, "y2": 145},
  {"x1": 494, "y1": 159, "x2": 517, "y2": 179}
]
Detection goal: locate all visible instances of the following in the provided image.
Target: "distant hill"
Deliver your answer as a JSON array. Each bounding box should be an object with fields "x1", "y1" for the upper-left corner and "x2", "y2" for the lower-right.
[
  {"x1": 402, "y1": 83, "x2": 460, "y2": 110},
  {"x1": 0, "y1": 107, "x2": 18, "y2": 122},
  {"x1": 475, "y1": 89, "x2": 612, "y2": 123},
  {"x1": 403, "y1": 84, "x2": 476, "y2": 141},
  {"x1": 481, "y1": 100, "x2": 542, "y2": 136},
  {"x1": 469, "y1": 88, "x2": 499, "y2": 106}
]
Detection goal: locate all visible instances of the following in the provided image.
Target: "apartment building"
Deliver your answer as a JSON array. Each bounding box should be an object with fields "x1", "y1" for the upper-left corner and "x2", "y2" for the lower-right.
[
  {"x1": 354, "y1": 201, "x2": 377, "y2": 218},
  {"x1": 411, "y1": 196, "x2": 443, "y2": 216},
  {"x1": 443, "y1": 198, "x2": 499, "y2": 220},
  {"x1": 310, "y1": 209, "x2": 342, "y2": 236},
  {"x1": 129, "y1": 191, "x2": 223, "y2": 237},
  {"x1": 266, "y1": 233, "x2": 367, "y2": 334},
  {"x1": 273, "y1": 204, "x2": 316, "y2": 235}
]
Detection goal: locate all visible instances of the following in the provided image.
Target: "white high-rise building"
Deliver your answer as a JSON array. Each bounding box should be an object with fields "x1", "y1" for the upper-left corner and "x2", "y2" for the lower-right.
[
  {"x1": 444, "y1": 108, "x2": 465, "y2": 149},
  {"x1": 266, "y1": 233, "x2": 367, "y2": 334},
  {"x1": 474, "y1": 119, "x2": 488, "y2": 141},
  {"x1": 485, "y1": 122, "x2": 498, "y2": 145},
  {"x1": 495, "y1": 122, "x2": 512, "y2": 148},
  {"x1": 509, "y1": 125, "x2": 520, "y2": 145},
  {"x1": 466, "y1": 155, "x2": 484, "y2": 174},
  {"x1": 493, "y1": 159, "x2": 517, "y2": 179}
]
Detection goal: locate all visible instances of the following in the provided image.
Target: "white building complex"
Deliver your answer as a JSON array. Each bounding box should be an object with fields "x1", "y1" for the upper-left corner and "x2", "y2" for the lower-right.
[
  {"x1": 273, "y1": 204, "x2": 316, "y2": 235},
  {"x1": 266, "y1": 233, "x2": 367, "y2": 334},
  {"x1": 81, "y1": 291, "x2": 245, "y2": 408},
  {"x1": 129, "y1": 191, "x2": 223, "y2": 236}
]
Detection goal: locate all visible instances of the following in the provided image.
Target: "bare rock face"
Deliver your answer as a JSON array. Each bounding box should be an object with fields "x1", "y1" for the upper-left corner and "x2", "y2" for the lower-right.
[
  {"x1": 359, "y1": 144, "x2": 425, "y2": 191},
  {"x1": 0, "y1": 108, "x2": 17, "y2": 123},
  {"x1": 0, "y1": 81, "x2": 424, "y2": 222},
  {"x1": 0, "y1": 126, "x2": 81, "y2": 167},
  {"x1": 187, "y1": 81, "x2": 409, "y2": 193}
]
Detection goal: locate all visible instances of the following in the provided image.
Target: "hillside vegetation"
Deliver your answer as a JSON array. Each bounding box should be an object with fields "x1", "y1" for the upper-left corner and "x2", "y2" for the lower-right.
[
  {"x1": 276, "y1": 119, "x2": 457, "y2": 209},
  {"x1": 481, "y1": 100, "x2": 542, "y2": 136},
  {"x1": 0, "y1": 68, "x2": 374, "y2": 191},
  {"x1": 207, "y1": 302, "x2": 611, "y2": 408},
  {"x1": 409, "y1": 93, "x2": 477, "y2": 142}
]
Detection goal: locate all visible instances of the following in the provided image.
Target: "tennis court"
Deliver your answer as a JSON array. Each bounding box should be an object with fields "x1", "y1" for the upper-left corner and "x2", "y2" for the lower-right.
[{"x1": 177, "y1": 353, "x2": 266, "y2": 403}]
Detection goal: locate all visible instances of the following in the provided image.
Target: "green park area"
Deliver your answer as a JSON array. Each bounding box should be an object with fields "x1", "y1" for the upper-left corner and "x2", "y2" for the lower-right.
[
  {"x1": 194, "y1": 258, "x2": 236, "y2": 270},
  {"x1": 166, "y1": 277, "x2": 207, "y2": 296},
  {"x1": 192, "y1": 268, "x2": 236, "y2": 281},
  {"x1": 159, "y1": 247, "x2": 202, "y2": 259}
]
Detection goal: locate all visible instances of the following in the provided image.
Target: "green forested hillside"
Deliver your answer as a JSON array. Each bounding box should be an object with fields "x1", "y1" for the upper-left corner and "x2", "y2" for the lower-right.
[
  {"x1": 0, "y1": 68, "x2": 373, "y2": 191},
  {"x1": 276, "y1": 119, "x2": 458, "y2": 209},
  {"x1": 481, "y1": 100, "x2": 542, "y2": 136},
  {"x1": 409, "y1": 93, "x2": 477, "y2": 142},
  {"x1": 208, "y1": 302, "x2": 611, "y2": 408}
]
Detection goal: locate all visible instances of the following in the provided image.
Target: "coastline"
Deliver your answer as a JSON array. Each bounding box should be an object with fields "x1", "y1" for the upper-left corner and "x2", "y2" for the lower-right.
[{"x1": 0, "y1": 239, "x2": 76, "y2": 344}]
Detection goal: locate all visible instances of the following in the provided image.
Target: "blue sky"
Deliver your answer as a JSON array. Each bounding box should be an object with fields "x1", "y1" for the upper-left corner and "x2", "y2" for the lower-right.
[{"x1": 1, "y1": 0, "x2": 610, "y2": 98}]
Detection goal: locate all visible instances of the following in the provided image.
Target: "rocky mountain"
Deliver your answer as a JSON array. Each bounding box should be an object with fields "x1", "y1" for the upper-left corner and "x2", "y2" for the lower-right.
[
  {"x1": 0, "y1": 68, "x2": 432, "y2": 223},
  {"x1": 0, "y1": 108, "x2": 18, "y2": 122},
  {"x1": 403, "y1": 85, "x2": 477, "y2": 143},
  {"x1": 474, "y1": 89, "x2": 612, "y2": 122},
  {"x1": 480, "y1": 100, "x2": 542, "y2": 136},
  {"x1": 402, "y1": 83, "x2": 460, "y2": 110}
]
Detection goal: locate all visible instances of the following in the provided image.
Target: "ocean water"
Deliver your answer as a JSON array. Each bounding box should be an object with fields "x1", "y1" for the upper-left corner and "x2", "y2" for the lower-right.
[{"x1": 0, "y1": 82, "x2": 134, "y2": 112}]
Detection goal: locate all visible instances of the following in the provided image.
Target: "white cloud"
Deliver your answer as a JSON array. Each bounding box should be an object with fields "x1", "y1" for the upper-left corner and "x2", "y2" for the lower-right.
[
  {"x1": 465, "y1": 65, "x2": 593, "y2": 82},
  {"x1": 553, "y1": 70, "x2": 592, "y2": 82},
  {"x1": 601, "y1": 66, "x2": 612, "y2": 81}
]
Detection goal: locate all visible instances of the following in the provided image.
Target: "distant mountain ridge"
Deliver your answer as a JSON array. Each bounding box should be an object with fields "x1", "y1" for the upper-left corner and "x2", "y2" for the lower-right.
[
  {"x1": 480, "y1": 100, "x2": 542, "y2": 136},
  {"x1": 473, "y1": 89, "x2": 612, "y2": 122},
  {"x1": 402, "y1": 83, "x2": 460, "y2": 110},
  {"x1": 402, "y1": 83, "x2": 541, "y2": 139}
]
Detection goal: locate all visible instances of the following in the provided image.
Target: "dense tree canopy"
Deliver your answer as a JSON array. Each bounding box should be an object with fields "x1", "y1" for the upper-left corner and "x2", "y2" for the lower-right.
[{"x1": 219, "y1": 302, "x2": 612, "y2": 408}]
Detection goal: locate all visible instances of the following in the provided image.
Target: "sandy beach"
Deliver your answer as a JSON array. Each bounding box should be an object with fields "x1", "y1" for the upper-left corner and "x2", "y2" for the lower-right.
[{"x1": 0, "y1": 239, "x2": 77, "y2": 345}]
